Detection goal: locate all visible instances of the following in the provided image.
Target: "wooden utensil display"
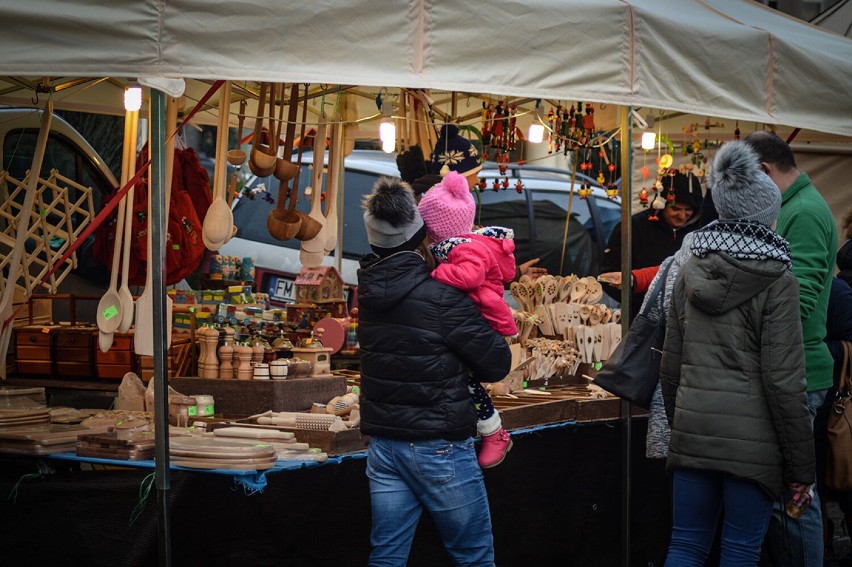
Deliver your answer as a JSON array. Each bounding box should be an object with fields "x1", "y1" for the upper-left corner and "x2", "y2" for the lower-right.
[{"x1": 0, "y1": 102, "x2": 52, "y2": 379}]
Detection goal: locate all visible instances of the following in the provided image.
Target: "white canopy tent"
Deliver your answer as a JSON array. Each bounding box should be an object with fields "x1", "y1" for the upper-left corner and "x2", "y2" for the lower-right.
[
  {"x1": 1, "y1": 2, "x2": 850, "y2": 564},
  {"x1": 0, "y1": 0, "x2": 850, "y2": 136}
]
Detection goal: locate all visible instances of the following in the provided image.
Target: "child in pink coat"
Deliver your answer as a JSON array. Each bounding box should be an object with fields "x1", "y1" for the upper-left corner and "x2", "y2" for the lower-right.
[{"x1": 418, "y1": 170, "x2": 516, "y2": 468}]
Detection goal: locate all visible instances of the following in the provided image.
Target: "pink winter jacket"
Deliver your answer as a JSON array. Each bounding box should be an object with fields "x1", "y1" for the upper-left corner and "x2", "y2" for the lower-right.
[{"x1": 430, "y1": 227, "x2": 518, "y2": 336}]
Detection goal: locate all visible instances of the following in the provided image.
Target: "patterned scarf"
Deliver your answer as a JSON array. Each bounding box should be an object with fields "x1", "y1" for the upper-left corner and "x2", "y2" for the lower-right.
[{"x1": 690, "y1": 220, "x2": 792, "y2": 268}]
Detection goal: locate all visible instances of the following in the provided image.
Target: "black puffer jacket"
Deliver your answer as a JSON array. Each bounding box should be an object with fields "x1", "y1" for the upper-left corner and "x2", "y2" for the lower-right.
[
  {"x1": 601, "y1": 209, "x2": 701, "y2": 318},
  {"x1": 838, "y1": 239, "x2": 852, "y2": 287},
  {"x1": 357, "y1": 251, "x2": 512, "y2": 441},
  {"x1": 661, "y1": 253, "x2": 814, "y2": 496}
]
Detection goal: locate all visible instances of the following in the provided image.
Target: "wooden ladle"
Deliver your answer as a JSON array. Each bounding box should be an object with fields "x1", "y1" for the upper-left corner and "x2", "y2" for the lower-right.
[
  {"x1": 268, "y1": 84, "x2": 308, "y2": 241},
  {"x1": 294, "y1": 116, "x2": 326, "y2": 242},
  {"x1": 248, "y1": 82, "x2": 278, "y2": 178},
  {"x1": 226, "y1": 99, "x2": 247, "y2": 167},
  {"x1": 273, "y1": 83, "x2": 300, "y2": 183}
]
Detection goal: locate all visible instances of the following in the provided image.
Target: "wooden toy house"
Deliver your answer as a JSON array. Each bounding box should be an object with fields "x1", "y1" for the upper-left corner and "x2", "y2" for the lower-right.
[{"x1": 294, "y1": 266, "x2": 344, "y2": 304}]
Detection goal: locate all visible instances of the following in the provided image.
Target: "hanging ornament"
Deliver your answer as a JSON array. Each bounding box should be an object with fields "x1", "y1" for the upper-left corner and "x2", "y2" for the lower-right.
[
  {"x1": 639, "y1": 187, "x2": 649, "y2": 207},
  {"x1": 606, "y1": 183, "x2": 619, "y2": 200},
  {"x1": 596, "y1": 171, "x2": 605, "y2": 185},
  {"x1": 492, "y1": 178, "x2": 501, "y2": 192},
  {"x1": 515, "y1": 179, "x2": 524, "y2": 194},
  {"x1": 481, "y1": 99, "x2": 494, "y2": 148},
  {"x1": 497, "y1": 151, "x2": 510, "y2": 175},
  {"x1": 508, "y1": 104, "x2": 518, "y2": 150},
  {"x1": 501, "y1": 177, "x2": 510, "y2": 189}
]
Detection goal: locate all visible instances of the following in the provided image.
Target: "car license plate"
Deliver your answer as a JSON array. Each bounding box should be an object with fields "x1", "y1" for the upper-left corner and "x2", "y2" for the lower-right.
[{"x1": 267, "y1": 275, "x2": 296, "y2": 304}]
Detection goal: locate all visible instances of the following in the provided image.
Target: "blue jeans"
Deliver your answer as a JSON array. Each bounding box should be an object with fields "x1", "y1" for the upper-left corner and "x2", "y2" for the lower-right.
[
  {"x1": 665, "y1": 469, "x2": 773, "y2": 566},
  {"x1": 764, "y1": 389, "x2": 827, "y2": 566},
  {"x1": 366, "y1": 436, "x2": 495, "y2": 567}
]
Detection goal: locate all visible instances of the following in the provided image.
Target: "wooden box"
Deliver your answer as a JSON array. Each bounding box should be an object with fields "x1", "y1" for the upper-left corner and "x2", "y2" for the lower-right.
[
  {"x1": 54, "y1": 325, "x2": 97, "y2": 378},
  {"x1": 170, "y1": 376, "x2": 347, "y2": 417},
  {"x1": 14, "y1": 325, "x2": 59, "y2": 376},
  {"x1": 291, "y1": 428, "x2": 368, "y2": 456},
  {"x1": 137, "y1": 336, "x2": 195, "y2": 381},
  {"x1": 95, "y1": 332, "x2": 136, "y2": 379}
]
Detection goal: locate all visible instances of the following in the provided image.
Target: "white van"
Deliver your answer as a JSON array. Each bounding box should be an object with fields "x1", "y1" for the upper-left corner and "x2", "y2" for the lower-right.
[
  {"x1": 220, "y1": 150, "x2": 621, "y2": 304},
  {"x1": 0, "y1": 108, "x2": 119, "y2": 283}
]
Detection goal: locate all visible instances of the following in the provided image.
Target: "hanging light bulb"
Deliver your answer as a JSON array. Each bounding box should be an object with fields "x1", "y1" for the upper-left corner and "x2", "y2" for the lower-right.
[
  {"x1": 527, "y1": 100, "x2": 545, "y2": 144},
  {"x1": 380, "y1": 121, "x2": 396, "y2": 153},
  {"x1": 124, "y1": 86, "x2": 142, "y2": 112},
  {"x1": 376, "y1": 90, "x2": 396, "y2": 153},
  {"x1": 641, "y1": 131, "x2": 656, "y2": 151}
]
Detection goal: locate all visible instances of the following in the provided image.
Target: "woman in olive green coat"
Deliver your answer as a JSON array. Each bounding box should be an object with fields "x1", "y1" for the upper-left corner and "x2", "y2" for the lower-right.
[{"x1": 660, "y1": 141, "x2": 814, "y2": 566}]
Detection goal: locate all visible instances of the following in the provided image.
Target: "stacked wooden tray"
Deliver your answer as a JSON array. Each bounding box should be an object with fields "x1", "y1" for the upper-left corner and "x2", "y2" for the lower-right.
[
  {"x1": 168, "y1": 437, "x2": 278, "y2": 471},
  {"x1": 0, "y1": 423, "x2": 112, "y2": 455},
  {"x1": 0, "y1": 406, "x2": 50, "y2": 427},
  {"x1": 77, "y1": 432, "x2": 155, "y2": 461}
]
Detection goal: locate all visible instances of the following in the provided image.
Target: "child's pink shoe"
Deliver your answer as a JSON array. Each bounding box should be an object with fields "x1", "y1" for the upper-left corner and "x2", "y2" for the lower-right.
[{"x1": 478, "y1": 428, "x2": 512, "y2": 468}]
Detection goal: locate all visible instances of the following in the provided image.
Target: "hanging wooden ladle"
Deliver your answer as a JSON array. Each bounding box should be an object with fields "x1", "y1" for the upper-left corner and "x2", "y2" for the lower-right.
[
  {"x1": 227, "y1": 99, "x2": 247, "y2": 167},
  {"x1": 273, "y1": 83, "x2": 300, "y2": 182},
  {"x1": 268, "y1": 84, "x2": 309, "y2": 241},
  {"x1": 248, "y1": 82, "x2": 278, "y2": 177},
  {"x1": 294, "y1": 115, "x2": 326, "y2": 242}
]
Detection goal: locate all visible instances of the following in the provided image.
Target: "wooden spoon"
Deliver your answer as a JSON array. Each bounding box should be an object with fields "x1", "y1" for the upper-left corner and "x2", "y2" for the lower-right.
[
  {"x1": 96, "y1": 145, "x2": 129, "y2": 341},
  {"x1": 117, "y1": 107, "x2": 140, "y2": 334},
  {"x1": 323, "y1": 117, "x2": 343, "y2": 254},
  {"x1": 202, "y1": 81, "x2": 233, "y2": 248},
  {"x1": 299, "y1": 117, "x2": 329, "y2": 265}
]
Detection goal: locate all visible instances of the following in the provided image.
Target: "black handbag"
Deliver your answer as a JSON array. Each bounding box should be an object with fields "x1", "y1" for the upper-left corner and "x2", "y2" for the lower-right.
[{"x1": 594, "y1": 262, "x2": 672, "y2": 409}]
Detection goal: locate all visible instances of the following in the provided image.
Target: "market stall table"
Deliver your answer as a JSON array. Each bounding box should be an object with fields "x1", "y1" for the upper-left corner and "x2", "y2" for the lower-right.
[{"x1": 0, "y1": 418, "x2": 670, "y2": 566}]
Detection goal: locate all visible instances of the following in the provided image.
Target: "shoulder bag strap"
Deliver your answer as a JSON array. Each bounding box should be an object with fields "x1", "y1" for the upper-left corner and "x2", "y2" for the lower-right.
[{"x1": 638, "y1": 261, "x2": 673, "y2": 322}]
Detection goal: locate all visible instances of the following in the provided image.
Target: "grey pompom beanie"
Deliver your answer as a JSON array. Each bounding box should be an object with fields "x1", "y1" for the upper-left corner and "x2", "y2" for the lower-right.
[
  {"x1": 362, "y1": 177, "x2": 427, "y2": 257},
  {"x1": 709, "y1": 141, "x2": 781, "y2": 227}
]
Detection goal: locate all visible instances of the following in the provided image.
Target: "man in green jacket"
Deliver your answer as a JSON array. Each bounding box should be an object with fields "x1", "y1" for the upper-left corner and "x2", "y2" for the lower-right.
[{"x1": 746, "y1": 131, "x2": 838, "y2": 567}]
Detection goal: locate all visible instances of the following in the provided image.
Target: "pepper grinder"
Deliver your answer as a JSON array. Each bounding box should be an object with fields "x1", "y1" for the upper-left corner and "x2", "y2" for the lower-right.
[
  {"x1": 200, "y1": 327, "x2": 221, "y2": 379},
  {"x1": 235, "y1": 345, "x2": 253, "y2": 380},
  {"x1": 196, "y1": 326, "x2": 209, "y2": 377},
  {"x1": 251, "y1": 342, "x2": 265, "y2": 365},
  {"x1": 218, "y1": 343, "x2": 234, "y2": 379}
]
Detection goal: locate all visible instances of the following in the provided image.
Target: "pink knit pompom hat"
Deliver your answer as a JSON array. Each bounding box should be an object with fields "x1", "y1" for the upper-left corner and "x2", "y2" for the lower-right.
[{"x1": 418, "y1": 171, "x2": 476, "y2": 243}]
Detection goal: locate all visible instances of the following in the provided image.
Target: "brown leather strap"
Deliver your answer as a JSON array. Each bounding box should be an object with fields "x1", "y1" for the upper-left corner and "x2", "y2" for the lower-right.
[{"x1": 841, "y1": 340, "x2": 852, "y2": 392}]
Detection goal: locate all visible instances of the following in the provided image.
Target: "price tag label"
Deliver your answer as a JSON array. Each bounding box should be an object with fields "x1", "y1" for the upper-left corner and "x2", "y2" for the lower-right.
[{"x1": 102, "y1": 305, "x2": 119, "y2": 320}]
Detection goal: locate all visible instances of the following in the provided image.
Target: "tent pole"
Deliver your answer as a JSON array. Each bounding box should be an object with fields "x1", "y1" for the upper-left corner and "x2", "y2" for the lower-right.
[
  {"x1": 618, "y1": 104, "x2": 633, "y2": 567},
  {"x1": 150, "y1": 88, "x2": 173, "y2": 567}
]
